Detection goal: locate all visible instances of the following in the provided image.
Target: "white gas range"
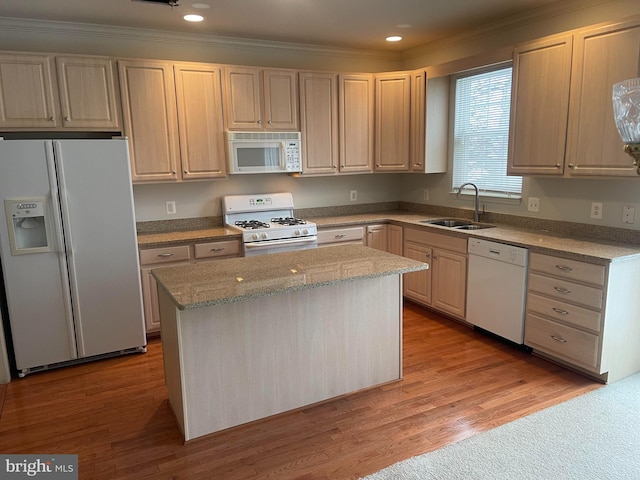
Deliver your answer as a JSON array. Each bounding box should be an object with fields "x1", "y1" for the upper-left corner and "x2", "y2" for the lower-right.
[{"x1": 222, "y1": 193, "x2": 318, "y2": 256}]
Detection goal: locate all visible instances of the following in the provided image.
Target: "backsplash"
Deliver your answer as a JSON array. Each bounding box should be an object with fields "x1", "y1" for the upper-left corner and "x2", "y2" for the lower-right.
[{"x1": 137, "y1": 201, "x2": 640, "y2": 245}]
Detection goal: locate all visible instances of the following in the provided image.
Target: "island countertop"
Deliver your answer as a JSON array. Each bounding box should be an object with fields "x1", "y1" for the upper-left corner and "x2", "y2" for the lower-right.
[{"x1": 152, "y1": 244, "x2": 427, "y2": 310}]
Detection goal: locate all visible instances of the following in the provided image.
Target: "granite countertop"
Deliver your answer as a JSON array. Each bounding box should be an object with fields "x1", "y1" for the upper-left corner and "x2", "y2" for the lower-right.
[
  {"x1": 137, "y1": 227, "x2": 240, "y2": 248},
  {"x1": 137, "y1": 211, "x2": 640, "y2": 264},
  {"x1": 152, "y1": 244, "x2": 427, "y2": 310},
  {"x1": 307, "y1": 212, "x2": 640, "y2": 264}
]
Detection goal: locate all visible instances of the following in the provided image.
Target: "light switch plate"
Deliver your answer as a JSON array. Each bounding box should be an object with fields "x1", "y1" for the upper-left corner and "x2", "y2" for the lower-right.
[{"x1": 166, "y1": 200, "x2": 176, "y2": 215}]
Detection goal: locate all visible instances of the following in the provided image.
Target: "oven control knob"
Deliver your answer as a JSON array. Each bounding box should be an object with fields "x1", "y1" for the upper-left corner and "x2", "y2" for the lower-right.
[
  {"x1": 260, "y1": 232, "x2": 268, "y2": 240},
  {"x1": 302, "y1": 228, "x2": 309, "y2": 235},
  {"x1": 252, "y1": 233, "x2": 259, "y2": 241},
  {"x1": 294, "y1": 229, "x2": 301, "y2": 236}
]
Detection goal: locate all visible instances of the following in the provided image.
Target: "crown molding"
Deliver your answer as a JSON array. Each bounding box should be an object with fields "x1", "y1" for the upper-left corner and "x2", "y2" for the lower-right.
[
  {"x1": 402, "y1": 0, "x2": 613, "y2": 62},
  {"x1": 0, "y1": 16, "x2": 400, "y2": 63}
]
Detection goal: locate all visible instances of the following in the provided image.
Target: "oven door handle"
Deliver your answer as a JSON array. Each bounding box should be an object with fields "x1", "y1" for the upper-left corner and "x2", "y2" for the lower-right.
[{"x1": 244, "y1": 235, "x2": 318, "y2": 249}]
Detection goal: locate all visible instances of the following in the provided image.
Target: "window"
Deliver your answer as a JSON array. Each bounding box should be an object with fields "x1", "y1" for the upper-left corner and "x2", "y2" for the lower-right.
[{"x1": 452, "y1": 65, "x2": 522, "y2": 198}]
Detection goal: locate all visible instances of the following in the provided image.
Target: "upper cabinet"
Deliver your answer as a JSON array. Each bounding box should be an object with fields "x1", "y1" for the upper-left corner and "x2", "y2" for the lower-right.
[
  {"x1": 299, "y1": 71, "x2": 339, "y2": 175},
  {"x1": 374, "y1": 69, "x2": 429, "y2": 173},
  {"x1": 118, "y1": 59, "x2": 226, "y2": 183},
  {"x1": 223, "y1": 66, "x2": 298, "y2": 131},
  {"x1": 0, "y1": 52, "x2": 120, "y2": 130},
  {"x1": 339, "y1": 73, "x2": 375, "y2": 173},
  {"x1": 375, "y1": 72, "x2": 411, "y2": 172},
  {"x1": 509, "y1": 18, "x2": 640, "y2": 177},
  {"x1": 299, "y1": 71, "x2": 374, "y2": 175}
]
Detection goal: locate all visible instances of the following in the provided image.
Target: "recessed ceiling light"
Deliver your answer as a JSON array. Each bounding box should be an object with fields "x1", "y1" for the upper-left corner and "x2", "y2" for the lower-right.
[
  {"x1": 386, "y1": 36, "x2": 403, "y2": 42},
  {"x1": 191, "y1": 3, "x2": 210, "y2": 8},
  {"x1": 184, "y1": 14, "x2": 204, "y2": 22},
  {"x1": 396, "y1": 24, "x2": 412, "y2": 29}
]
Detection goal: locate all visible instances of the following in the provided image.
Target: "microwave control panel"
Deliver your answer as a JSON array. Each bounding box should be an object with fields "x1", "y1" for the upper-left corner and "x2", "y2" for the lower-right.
[{"x1": 285, "y1": 141, "x2": 302, "y2": 173}]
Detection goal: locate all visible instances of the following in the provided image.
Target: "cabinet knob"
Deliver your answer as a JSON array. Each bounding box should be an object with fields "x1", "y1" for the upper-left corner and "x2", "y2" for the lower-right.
[
  {"x1": 333, "y1": 165, "x2": 337, "y2": 169},
  {"x1": 267, "y1": 119, "x2": 272, "y2": 124},
  {"x1": 555, "y1": 163, "x2": 561, "y2": 168},
  {"x1": 172, "y1": 170, "x2": 177, "y2": 175},
  {"x1": 184, "y1": 170, "x2": 188, "y2": 174},
  {"x1": 48, "y1": 116, "x2": 55, "y2": 121},
  {"x1": 64, "y1": 116, "x2": 70, "y2": 121},
  {"x1": 568, "y1": 163, "x2": 575, "y2": 169},
  {"x1": 257, "y1": 119, "x2": 262, "y2": 124}
]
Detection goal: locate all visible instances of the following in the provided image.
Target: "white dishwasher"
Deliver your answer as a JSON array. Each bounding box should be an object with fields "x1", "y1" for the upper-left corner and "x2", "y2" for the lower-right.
[{"x1": 467, "y1": 238, "x2": 529, "y2": 344}]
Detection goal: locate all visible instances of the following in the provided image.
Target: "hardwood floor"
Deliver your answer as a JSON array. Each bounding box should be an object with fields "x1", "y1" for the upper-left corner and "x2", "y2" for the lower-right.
[{"x1": 0, "y1": 302, "x2": 600, "y2": 479}]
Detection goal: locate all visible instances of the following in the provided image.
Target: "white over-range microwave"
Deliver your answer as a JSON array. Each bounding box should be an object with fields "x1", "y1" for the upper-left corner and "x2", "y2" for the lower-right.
[{"x1": 226, "y1": 131, "x2": 302, "y2": 174}]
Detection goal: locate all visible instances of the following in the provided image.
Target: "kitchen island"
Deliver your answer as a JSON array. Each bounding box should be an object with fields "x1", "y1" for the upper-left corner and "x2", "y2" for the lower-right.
[{"x1": 152, "y1": 245, "x2": 427, "y2": 441}]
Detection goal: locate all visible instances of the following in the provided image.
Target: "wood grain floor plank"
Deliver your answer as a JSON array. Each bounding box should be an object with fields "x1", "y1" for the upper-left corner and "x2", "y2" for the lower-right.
[{"x1": 0, "y1": 302, "x2": 600, "y2": 479}]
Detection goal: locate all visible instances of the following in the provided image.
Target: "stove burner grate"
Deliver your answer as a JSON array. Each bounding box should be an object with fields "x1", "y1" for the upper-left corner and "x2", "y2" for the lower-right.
[
  {"x1": 235, "y1": 220, "x2": 270, "y2": 229},
  {"x1": 271, "y1": 217, "x2": 307, "y2": 226}
]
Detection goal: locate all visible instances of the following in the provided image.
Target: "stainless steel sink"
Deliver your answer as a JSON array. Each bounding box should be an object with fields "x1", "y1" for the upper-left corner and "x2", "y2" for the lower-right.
[
  {"x1": 419, "y1": 218, "x2": 495, "y2": 230},
  {"x1": 420, "y1": 218, "x2": 472, "y2": 227},
  {"x1": 452, "y1": 224, "x2": 495, "y2": 230}
]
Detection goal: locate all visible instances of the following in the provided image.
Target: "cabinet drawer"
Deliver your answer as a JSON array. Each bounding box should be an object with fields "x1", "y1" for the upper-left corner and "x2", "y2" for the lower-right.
[
  {"x1": 404, "y1": 227, "x2": 467, "y2": 254},
  {"x1": 529, "y1": 253, "x2": 605, "y2": 286},
  {"x1": 526, "y1": 292, "x2": 602, "y2": 333},
  {"x1": 194, "y1": 240, "x2": 241, "y2": 259},
  {"x1": 317, "y1": 226, "x2": 364, "y2": 245},
  {"x1": 139, "y1": 245, "x2": 191, "y2": 265},
  {"x1": 525, "y1": 313, "x2": 600, "y2": 370},
  {"x1": 528, "y1": 272, "x2": 604, "y2": 310}
]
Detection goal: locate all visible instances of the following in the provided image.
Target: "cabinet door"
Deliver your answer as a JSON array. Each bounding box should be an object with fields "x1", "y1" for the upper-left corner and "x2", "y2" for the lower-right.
[
  {"x1": 403, "y1": 242, "x2": 432, "y2": 305},
  {"x1": 431, "y1": 249, "x2": 467, "y2": 318},
  {"x1": 174, "y1": 63, "x2": 226, "y2": 179},
  {"x1": 566, "y1": 20, "x2": 640, "y2": 176},
  {"x1": 0, "y1": 53, "x2": 59, "y2": 128},
  {"x1": 223, "y1": 66, "x2": 262, "y2": 130},
  {"x1": 299, "y1": 72, "x2": 339, "y2": 174},
  {"x1": 118, "y1": 59, "x2": 180, "y2": 182},
  {"x1": 375, "y1": 72, "x2": 411, "y2": 171},
  {"x1": 388, "y1": 224, "x2": 403, "y2": 256},
  {"x1": 410, "y1": 69, "x2": 427, "y2": 172},
  {"x1": 56, "y1": 55, "x2": 120, "y2": 130},
  {"x1": 508, "y1": 35, "x2": 573, "y2": 176},
  {"x1": 263, "y1": 69, "x2": 298, "y2": 130},
  {"x1": 366, "y1": 224, "x2": 388, "y2": 251},
  {"x1": 339, "y1": 74, "x2": 374, "y2": 173},
  {"x1": 140, "y1": 266, "x2": 161, "y2": 334}
]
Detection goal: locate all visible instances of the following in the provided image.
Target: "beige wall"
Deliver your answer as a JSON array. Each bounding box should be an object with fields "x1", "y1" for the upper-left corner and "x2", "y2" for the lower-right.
[{"x1": 1, "y1": 0, "x2": 639, "y2": 230}]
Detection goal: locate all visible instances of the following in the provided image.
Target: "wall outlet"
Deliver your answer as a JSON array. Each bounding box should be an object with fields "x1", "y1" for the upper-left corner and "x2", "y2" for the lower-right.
[
  {"x1": 527, "y1": 197, "x2": 540, "y2": 212},
  {"x1": 590, "y1": 202, "x2": 602, "y2": 219},
  {"x1": 166, "y1": 200, "x2": 176, "y2": 215},
  {"x1": 350, "y1": 190, "x2": 357, "y2": 202},
  {"x1": 622, "y1": 205, "x2": 635, "y2": 224},
  {"x1": 423, "y1": 189, "x2": 430, "y2": 201}
]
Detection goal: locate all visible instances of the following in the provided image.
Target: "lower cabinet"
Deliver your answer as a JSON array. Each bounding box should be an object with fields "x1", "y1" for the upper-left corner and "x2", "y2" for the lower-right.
[
  {"x1": 317, "y1": 226, "x2": 365, "y2": 247},
  {"x1": 403, "y1": 227, "x2": 467, "y2": 319},
  {"x1": 524, "y1": 252, "x2": 640, "y2": 383},
  {"x1": 139, "y1": 239, "x2": 241, "y2": 335}
]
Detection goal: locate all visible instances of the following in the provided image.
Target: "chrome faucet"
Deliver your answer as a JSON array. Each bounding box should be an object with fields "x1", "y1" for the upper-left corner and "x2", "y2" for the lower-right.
[{"x1": 456, "y1": 182, "x2": 481, "y2": 222}]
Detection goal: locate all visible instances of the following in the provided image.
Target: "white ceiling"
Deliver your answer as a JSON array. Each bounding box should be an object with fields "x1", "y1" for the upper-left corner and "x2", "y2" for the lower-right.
[{"x1": 0, "y1": 0, "x2": 566, "y2": 51}]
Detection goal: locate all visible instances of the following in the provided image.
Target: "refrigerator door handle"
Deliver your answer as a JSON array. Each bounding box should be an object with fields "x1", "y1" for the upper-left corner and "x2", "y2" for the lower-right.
[{"x1": 46, "y1": 142, "x2": 81, "y2": 358}]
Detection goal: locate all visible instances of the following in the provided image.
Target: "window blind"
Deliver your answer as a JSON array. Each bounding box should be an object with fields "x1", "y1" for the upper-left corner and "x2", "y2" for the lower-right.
[{"x1": 452, "y1": 66, "x2": 522, "y2": 196}]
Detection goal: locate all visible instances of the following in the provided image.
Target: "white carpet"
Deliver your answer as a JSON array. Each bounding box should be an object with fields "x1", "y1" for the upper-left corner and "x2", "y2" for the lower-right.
[{"x1": 362, "y1": 373, "x2": 640, "y2": 480}]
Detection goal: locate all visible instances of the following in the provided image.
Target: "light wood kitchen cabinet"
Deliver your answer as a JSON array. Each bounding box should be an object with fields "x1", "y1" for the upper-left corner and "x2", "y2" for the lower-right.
[
  {"x1": 339, "y1": 73, "x2": 375, "y2": 173},
  {"x1": 317, "y1": 226, "x2": 365, "y2": 247},
  {"x1": 174, "y1": 63, "x2": 226, "y2": 179},
  {"x1": 509, "y1": 17, "x2": 640, "y2": 177},
  {"x1": 403, "y1": 228, "x2": 467, "y2": 319},
  {"x1": 374, "y1": 69, "x2": 427, "y2": 173},
  {"x1": 388, "y1": 224, "x2": 403, "y2": 256},
  {"x1": 525, "y1": 252, "x2": 640, "y2": 383},
  {"x1": 403, "y1": 241, "x2": 432, "y2": 305},
  {"x1": 223, "y1": 66, "x2": 298, "y2": 131},
  {"x1": 118, "y1": 59, "x2": 226, "y2": 182},
  {"x1": 299, "y1": 72, "x2": 339, "y2": 174},
  {"x1": 139, "y1": 239, "x2": 241, "y2": 334},
  {"x1": 365, "y1": 224, "x2": 388, "y2": 251},
  {"x1": 375, "y1": 72, "x2": 411, "y2": 172},
  {"x1": 0, "y1": 52, "x2": 120, "y2": 130}
]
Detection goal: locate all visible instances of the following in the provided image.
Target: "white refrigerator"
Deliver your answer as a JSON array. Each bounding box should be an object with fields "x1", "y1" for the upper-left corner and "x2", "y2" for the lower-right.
[{"x1": 0, "y1": 138, "x2": 146, "y2": 377}]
